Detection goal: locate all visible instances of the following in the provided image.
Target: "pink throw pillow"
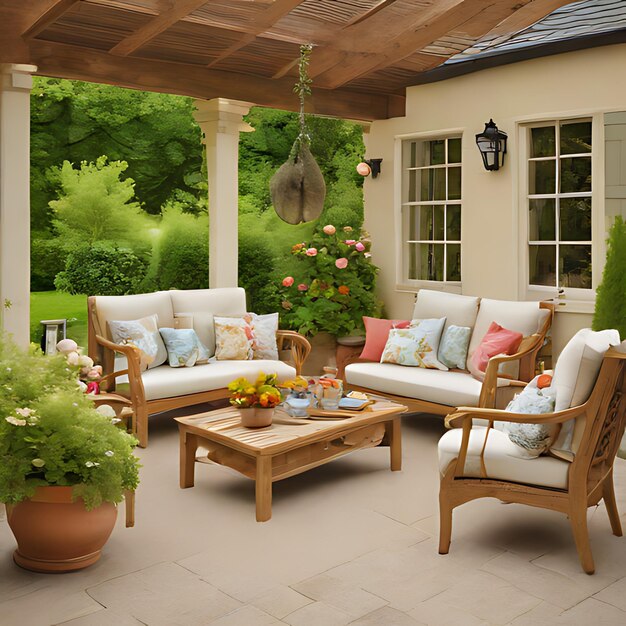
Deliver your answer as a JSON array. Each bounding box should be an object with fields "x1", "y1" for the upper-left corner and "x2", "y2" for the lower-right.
[
  {"x1": 470, "y1": 321, "x2": 523, "y2": 373},
  {"x1": 360, "y1": 317, "x2": 410, "y2": 361}
]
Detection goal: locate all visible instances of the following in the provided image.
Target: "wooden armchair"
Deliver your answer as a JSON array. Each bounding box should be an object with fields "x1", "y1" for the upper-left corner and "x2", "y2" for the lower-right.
[{"x1": 439, "y1": 345, "x2": 626, "y2": 574}]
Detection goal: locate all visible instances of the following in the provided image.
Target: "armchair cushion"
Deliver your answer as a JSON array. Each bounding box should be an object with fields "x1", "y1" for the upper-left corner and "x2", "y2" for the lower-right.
[
  {"x1": 550, "y1": 328, "x2": 620, "y2": 460},
  {"x1": 438, "y1": 426, "x2": 569, "y2": 489}
]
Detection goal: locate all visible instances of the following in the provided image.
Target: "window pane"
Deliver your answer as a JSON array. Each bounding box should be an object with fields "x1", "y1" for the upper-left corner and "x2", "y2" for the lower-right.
[
  {"x1": 560, "y1": 121, "x2": 591, "y2": 155},
  {"x1": 425, "y1": 140, "x2": 445, "y2": 166},
  {"x1": 418, "y1": 206, "x2": 432, "y2": 239},
  {"x1": 408, "y1": 242, "x2": 418, "y2": 279},
  {"x1": 409, "y1": 141, "x2": 417, "y2": 167},
  {"x1": 446, "y1": 205, "x2": 461, "y2": 241},
  {"x1": 446, "y1": 244, "x2": 461, "y2": 281},
  {"x1": 529, "y1": 160, "x2": 556, "y2": 194},
  {"x1": 407, "y1": 170, "x2": 417, "y2": 202},
  {"x1": 531, "y1": 126, "x2": 556, "y2": 157},
  {"x1": 559, "y1": 245, "x2": 591, "y2": 289},
  {"x1": 416, "y1": 243, "x2": 444, "y2": 281},
  {"x1": 448, "y1": 167, "x2": 461, "y2": 200},
  {"x1": 529, "y1": 245, "x2": 557, "y2": 286},
  {"x1": 560, "y1": 197, "x2": 591, "y2": 241},
  {"x1": 419, "y1": 169, "x2": 445, "y2": 201},
  {"x1": 560, "y1": 157, "x2": 591, "y2": 193},
  {"x1": 448, "y1": 138, "x2": 461, "y2": 163},
  {"x1": 529, "y1": 199, "x2": 555, "y2": 241},
  {"x1": 408, "y1": 206, "x2": 417, "y2": 240},
  {"x1": 420, "y1": 169, "x2": 432, "y2": 201}
]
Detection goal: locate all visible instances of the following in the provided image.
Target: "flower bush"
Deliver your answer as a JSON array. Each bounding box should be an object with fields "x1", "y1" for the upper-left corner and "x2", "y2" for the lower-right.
[
  {"x1": 228, "y1": 372, "x2": 282, "y2": 408},
  {"x1": 278, "y1": 224, "x2": 380, "y2": 337},
  {"x1": 0, "y1": 334, "x2": 140, "y2": 510}
]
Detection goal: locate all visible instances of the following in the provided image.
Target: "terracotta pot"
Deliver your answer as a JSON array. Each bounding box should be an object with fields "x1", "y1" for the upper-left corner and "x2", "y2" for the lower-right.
[
  {"x1": 5, "y1": 486, "x2": 117, "y2": 573},
  {"x1": 239, "y1": 407, "x2": 274, "y2": 428},
  {"x1": 304, "y1": 332, "x2": 337, "y2": 377}
]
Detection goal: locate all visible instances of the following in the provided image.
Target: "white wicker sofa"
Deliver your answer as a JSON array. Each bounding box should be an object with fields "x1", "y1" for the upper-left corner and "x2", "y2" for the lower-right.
[
  {"x1": 345, "y1": 290, "x2": 553, "y2": 415},
  {"x1": 88, "y1": 288, "x2": 310, "y2": 447}
]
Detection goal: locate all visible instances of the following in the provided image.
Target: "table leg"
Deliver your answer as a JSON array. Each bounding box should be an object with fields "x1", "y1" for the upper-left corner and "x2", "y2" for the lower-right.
[
  {"x1": 180, "y1": 430, "x2": 198, "y2": 488},
  {"x1": 255, "y1": 456, "x2": 272, "y2": 522},
  {"x1": 386, "y1": 417, "x2": 402, "y2": 471}
]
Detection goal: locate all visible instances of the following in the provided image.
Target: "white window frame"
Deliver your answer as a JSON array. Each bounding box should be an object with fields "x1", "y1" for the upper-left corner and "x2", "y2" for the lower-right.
[
  {"x1": 394, "y1": 129, "x2": 464, "y2": 292},
  {"x1": 518, "y1": 114, "x2": 603, "y2": 307}
]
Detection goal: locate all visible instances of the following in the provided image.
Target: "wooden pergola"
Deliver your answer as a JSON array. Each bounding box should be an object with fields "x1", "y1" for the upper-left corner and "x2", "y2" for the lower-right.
[
  {"x1": 0, "y1": 0, "x2": 578, "y2": 345},
  {"x1": 1, "y1": 0, "x2": 579, "y2": 121}
]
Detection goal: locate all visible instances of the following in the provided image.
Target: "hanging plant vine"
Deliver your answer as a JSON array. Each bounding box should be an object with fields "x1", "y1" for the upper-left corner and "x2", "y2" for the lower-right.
[{"x1": 270, "y1": 44, "x2": 326, "y2": 225}]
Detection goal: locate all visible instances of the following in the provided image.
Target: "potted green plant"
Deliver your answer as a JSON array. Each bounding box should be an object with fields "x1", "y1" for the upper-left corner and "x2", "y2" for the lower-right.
[
  {"x1": 278, "y1": 223, "x2": 380, "y2": 373},
  {"x1": 0, "y1": 334, "x2": 140, "y2": 572}
]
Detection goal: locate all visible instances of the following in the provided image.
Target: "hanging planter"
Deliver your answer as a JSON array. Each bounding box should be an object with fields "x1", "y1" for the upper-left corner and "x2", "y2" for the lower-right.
[{"x1": 270, "y1": 44, "x2": 326, "y2": 225}]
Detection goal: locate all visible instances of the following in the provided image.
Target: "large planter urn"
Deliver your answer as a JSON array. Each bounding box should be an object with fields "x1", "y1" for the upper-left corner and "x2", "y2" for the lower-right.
[
  {"x1": 239, "y1": 407, "x2": 274, "y2": 428},
  {"x1": 5, "y1": 486, "x2": 117, "y2": 573}
]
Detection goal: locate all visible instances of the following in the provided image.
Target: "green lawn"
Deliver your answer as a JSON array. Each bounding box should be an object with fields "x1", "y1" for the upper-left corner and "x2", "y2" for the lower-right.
[{"x1": 30, "y1": 291, "x2": 89, "y2": 348}]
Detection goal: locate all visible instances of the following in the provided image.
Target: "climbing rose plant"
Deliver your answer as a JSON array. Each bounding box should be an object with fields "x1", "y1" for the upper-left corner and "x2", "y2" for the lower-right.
[{"x1": 278, "y1": 224, "x2": 380, "y2": 337}]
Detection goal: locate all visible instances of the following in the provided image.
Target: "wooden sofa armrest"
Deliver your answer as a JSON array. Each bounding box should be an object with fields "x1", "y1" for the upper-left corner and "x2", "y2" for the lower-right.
[
  {"x1": 277, "y1": 330, "x2": 311, "y2": 376},
  {"x1": 94, "y1": 334, "x2": 144, "y2": 391},
  {"x1": 445, "y1": 404, "x2": 586, "y2": 429},
  {"x1": 478, "y1": 333, "x2": 545, "y2": 408}
]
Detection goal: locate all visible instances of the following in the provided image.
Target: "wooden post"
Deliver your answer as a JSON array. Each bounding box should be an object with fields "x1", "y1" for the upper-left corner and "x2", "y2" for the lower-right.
[
  {"x1": 255, "y1": 456, "x2": 272, "y2": 522},
  {"x1": 386, "y1": 417, "x2": 402, "y2": 471},
  {"x1": 180, "y1": 430, "x2": 198, "y2": 488}
]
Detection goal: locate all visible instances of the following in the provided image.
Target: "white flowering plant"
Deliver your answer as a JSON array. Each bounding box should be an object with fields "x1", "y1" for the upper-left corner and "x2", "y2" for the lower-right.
[{"x1": 0, "y1": 334, "x2": 140, "y2": 510}]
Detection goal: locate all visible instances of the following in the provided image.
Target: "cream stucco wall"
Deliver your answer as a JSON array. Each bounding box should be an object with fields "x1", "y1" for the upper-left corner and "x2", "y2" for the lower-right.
[{"x1": 364, "y1": 43, "x2": 626, "y2": 358}]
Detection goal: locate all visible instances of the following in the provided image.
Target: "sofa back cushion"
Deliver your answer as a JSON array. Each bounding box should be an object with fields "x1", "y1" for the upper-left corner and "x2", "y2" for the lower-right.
[
  {"x1": 169, "y1": 288, "x2": 247, "y2": 356},
  {"x1": 412, "y1": 290, "x2": 479, "y2": 332},
  {"x1": 93, "y1": 291, "x2": 175, "y2": 340},
  {"x1": 467, "y1": 299, "x2": 542, "y2": 376}
]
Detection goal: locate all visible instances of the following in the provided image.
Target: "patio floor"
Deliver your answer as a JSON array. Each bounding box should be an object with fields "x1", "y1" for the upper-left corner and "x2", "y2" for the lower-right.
[{"x1": 1, "y1": 410, "x2": 626, "y2": 626}]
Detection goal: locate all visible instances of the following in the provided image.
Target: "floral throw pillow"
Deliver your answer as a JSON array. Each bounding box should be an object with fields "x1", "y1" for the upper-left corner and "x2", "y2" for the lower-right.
[
  {"x1": 246, "y1": 312, "x2": 279, "y2": 360},
  {"x1": 159, "y1": 328, "x2": 210, "y2": 368},
  {"x1": 109, "y1": 314, "x2": 168, "y2": 371},
  {"x1": 495, "y1": 375, "x2": 557, "y2": 458},
  {"x1": 438, "y1": 325, "x2": 472, "y2": 370},
  {"x1": 214, "y1": 317, "x2": 254, "y2": 360},
  {"x1": 381, "y1": 318, "x2": 448, "y2": 370}
]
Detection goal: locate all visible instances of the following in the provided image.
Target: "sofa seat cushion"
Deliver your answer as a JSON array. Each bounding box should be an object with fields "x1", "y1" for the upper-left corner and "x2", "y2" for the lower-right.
[
  {"x1": 438, "y1": 426, "x2": 569, "y2": 489},
  {"x1": 345, "y1": 362, "x2": 508, "y2": 407},
  {"x1": 140, "y1": 360, "x2": 296, "y2": 401}
]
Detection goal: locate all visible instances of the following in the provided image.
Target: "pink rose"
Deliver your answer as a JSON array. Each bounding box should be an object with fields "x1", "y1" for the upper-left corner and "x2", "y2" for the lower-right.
[
  {"x1": 306, "y1": 248, "x2": 318, "y2": 256},
  {"x1": 323, "y1": 225, "x2": 336, "y2": 235},
  {"x1": 355, "y1": 242, "x2": 365, "y2": 252},
  {"x1": 282, "y1": 276, "x2": 294, "y2": 287},
  {"x1": 297, "y1": 283, "x2": 308, "y2": 291},
  {"x1": 335, "y1": 258, "x2": 348, "y2": 269},
  {"x1": 344, "y1": 240, "x2": 356, "y2": 246},
  {"x1": 343, "y1": 226, "x2": 353, "y2": 233}
]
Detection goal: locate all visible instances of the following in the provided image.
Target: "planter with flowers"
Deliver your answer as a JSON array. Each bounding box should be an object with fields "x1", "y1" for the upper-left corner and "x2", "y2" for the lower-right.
[
  {"x1": 0, "y1": 333, "x2": 140, "y2": 572},
  {"x1": 228, "y1": 372, "x2": 283, "y2": 428},
  {"x1": 278, "y1": 224, "x2": 380, "y2": 373}
]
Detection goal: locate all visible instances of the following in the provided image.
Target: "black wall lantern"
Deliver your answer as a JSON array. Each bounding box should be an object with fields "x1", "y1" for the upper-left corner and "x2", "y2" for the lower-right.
[{"x1": 475, "y1": 119, "x2": 507, "y2": 171}]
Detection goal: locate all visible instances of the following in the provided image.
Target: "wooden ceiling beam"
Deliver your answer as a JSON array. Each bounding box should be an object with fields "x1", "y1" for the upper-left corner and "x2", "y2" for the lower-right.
[
  {"x1": 486, "y1": 0, "x2": 580, "y2": 38},
  {"x1": 109, "y1": 0, "x2": 209, "y2": 56},
  {"x1": 207, "y1": 0, "x2": 306, "y2": 67},
  {"x1": 29, "y1": 39, "x2": 402, "y2": 121},
  {"x1": 22, "y1": 0, "x2": 80, "y2": 39}
]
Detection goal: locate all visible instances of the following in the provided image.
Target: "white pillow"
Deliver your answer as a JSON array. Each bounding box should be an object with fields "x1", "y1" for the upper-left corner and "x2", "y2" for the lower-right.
[
  {"x1": 438, "y1": 325, "x2": 472, "y2": 370},
  {"x1": 550, "y1": 328, "x2": 620, "y2": 461},
  {"x1": 247, "y1": 312, "x2": 279, "y2": 360},
  {"x1": 496, "y1": 375, "x2": 556, "y2": 459},
  {"x1": 381, "y1": 318, "x2": 447, "y2": 370},
  {"x1": 214, "y1": 316, "x2": 253, "y2": 360},
  {"x1": 109, "y1": 314, "x2": 167, "y2": 371}
]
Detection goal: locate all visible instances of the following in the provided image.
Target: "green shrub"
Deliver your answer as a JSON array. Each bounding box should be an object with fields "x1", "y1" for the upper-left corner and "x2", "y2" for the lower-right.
[
  {"x1": 148, "y1": 206, "x2": 208, "y2": 290},
  {"x1": 238, "y1": 230, "x2": 280, "y2": 313},
  {"x1": 593, "y1": 215, "x2": 626, "y2": 338},
  {"x1": 55, "y1": 243, "x2": 147, "y2": 296},
  {"x1": 30, "y1": 237, "x2": 68, "y2": 291}
]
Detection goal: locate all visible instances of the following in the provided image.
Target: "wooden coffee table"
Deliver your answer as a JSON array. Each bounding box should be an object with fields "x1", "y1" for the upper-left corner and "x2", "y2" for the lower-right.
[{"x1": 175, "y1": 400, "x2": 406, "y2": 521}]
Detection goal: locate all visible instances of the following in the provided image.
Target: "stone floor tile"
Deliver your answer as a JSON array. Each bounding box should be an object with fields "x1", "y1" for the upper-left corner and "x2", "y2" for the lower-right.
[
  {"x1": 250, "y1": 585, "x2": 312, "y2": 619},
  {"x1": 434, "y1": 570, "x2": 542, "y2": 625},
  {"x1": 55, "y1": 609, "x2": 144, "y2": 625},
  {"x1": 552, "y1": 597, "x2": 626, "y2": 625},
  {"x1": 481, "y1": 551, "x2": 614, "y2": 609},
  {"x1": 282, "y1": 601, "x2": 353, "y2": 626},
  {"x1": 292, "y1": 574, "x2": 387, "y2": 618},
  {"x1": 349, "y1": 606, "x2": 426, "y2": 625},
  {"x1": 208, "y1": 605, "x2": 283, "y2": 626},
  {"x1": 0, "y1": 589, "x2": 103, "y2": 626},
  {"x1": 593, "y1": 576, "x2": 626, "y2": 611},
  {"x1": 87, "y1": 562, "x2": 241, "y2": 626},
  {"x1": 508, "y1": 601, "x2": 564, "y2": 625},
  {"x1": 408, "y1": 596, "x2": 489, "y2": 626}
]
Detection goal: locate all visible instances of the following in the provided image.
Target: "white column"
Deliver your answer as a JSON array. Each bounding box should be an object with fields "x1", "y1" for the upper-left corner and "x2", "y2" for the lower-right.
[
  {"x1": 193, "y1": 98, "x2": 253, "y2": 288},
  {"x1": 0, "y1": 64, "x2": 36, "y2": 346}
]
